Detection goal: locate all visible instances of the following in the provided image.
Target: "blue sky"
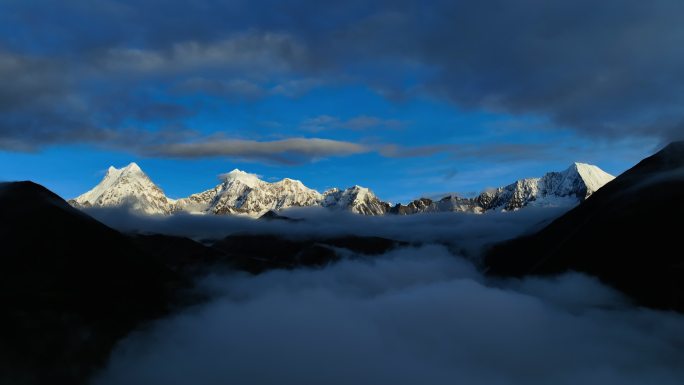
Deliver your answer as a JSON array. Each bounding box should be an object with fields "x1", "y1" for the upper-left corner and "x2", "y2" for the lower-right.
[{"x1": 0, "y1": 1, "x2": 678, "y2": 202}]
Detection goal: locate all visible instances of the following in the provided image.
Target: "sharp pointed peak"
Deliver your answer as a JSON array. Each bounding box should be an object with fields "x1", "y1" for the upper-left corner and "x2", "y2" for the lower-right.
[
  {"x1": 560, "y1": 162, "x2": 609, "y2": 176},
  {"x1": 569, "y1": 161, "x2": 599, "y2": 169},
  {"x1": 274, "y1": 177, "x2": 307, "y2": 187},
  {"x1": 562, "y1": 162, "x2": 586, "y2": 171},
  {"x1": 123, "y1": 162, "x2": 142, "y2": 172},
  {"x1": 105, "y1": 162, "x2": 144, "y2": 177},
  {"x1": 556, "y1": 162, "x2": 615, "y2": 194},
  {"x1": 344, "y1": 185, "x2": 376, "y2": 197},
  {"x1": 219, "y1": 169, "x2": 263, "y2": 185}
]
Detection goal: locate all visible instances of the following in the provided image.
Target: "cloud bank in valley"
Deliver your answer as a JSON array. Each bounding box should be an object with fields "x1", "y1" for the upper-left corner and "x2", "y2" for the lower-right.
[
  {"x1": 92, "y1": 244, "x2": 684, "y2": 385},
  {"x1": 83, "y1": 205, "x2": 569, "y2": 256}
]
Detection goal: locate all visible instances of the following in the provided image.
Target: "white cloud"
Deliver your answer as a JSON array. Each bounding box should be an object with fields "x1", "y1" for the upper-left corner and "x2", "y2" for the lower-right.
[
  {"x1": 92, "y1": 243, "x2": 684, "y2": 385},
  {"x1": 83, "y1": 204, "x2": 569, "y2": 255}
]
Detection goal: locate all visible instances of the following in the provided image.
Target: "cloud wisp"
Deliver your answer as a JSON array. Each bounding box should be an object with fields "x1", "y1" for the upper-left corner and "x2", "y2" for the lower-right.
[
  {"x1": 300, "y1": 115, "x2": 405, "y2": 132},
  {"x1": 142, "y1": 137, "x2": 370, "y2": 165}
]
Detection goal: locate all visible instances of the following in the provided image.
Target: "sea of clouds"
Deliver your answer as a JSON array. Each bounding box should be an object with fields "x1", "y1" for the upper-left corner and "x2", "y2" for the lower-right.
[{"x1": 88, "y1": 207, "x2": 684, "y2": 385}]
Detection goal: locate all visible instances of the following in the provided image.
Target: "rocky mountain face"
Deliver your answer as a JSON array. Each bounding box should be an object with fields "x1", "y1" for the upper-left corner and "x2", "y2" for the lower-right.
[
  {"x1": 390, "y1": 163, "x2": 614, "y2": 214},
  {"x1": 387, "y1": 197, "x2": 434, "y2": 215},
  {"x1": 70, "y1": 163, "x2": 176, "y2": 215},
  {"x1": 175, "y1": 169, "x2": 324, "y2": 216},
  {"x1": 322, "y1": 186, "x2": 391, "y2": 215},
  {"x1": 72, "y1": 166, "x2": 389, "y2": 216},
  {"x1": 477, "y1": 162, "x2": 615, "y2": 210},
  {"x1": 70, "y1": 162, "x2": 613, "y2": 217}
]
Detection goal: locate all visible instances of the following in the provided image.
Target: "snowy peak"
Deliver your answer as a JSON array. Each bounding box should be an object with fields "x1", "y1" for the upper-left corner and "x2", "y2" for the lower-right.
[
  {"x1": 219, "y1": 169, "x2": 264, "y2": 188},
  {"x1": 323, "y1": 185, "x2": 390, "y2": 215},
  {"x1": 71, "y1": 161, "x2": 614, "y2": 217},
  {"x1": 176, "y1": 171, "x2": 323, "y2": 216},
  {"x1": 391, "y1": 163, "x2": 614, "y2": 214},
  {"x1": 123, "y1": 161, "x2": 142, "y2": 173},
  {"x1": 568, "y1": 162, "x2": 615, "y2": 197},
  {"x1": 72, "y1": 163, "x2": 175, "y2": 215},
  {"x1": 104, "y1": 162, "x2": 142, "y2": 178},
  {"x1": 487, "y1": 162, "x2": 614, "y2": 210},
  {"x1": 274, "y1": 178, "x2": 306, "y2": 188}
]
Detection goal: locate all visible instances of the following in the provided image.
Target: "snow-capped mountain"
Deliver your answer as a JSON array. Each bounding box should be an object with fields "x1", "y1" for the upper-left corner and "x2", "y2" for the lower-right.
[
  {"x1": 70, "y1": 163, "x2": 176, "y2": 215},
  {"x1": 70, "y1": 162, "x2": 614, "y2": 217},
  {"x1": 391, "y1": 163, "x2": 615, "y2": 214},
  {"x1": 476, "y1": 162, "x2": 615, "y2": 211},
  {"x1": 176, "y1": 169, "x2": 323, "y2": 216},
  {"x1": 322, "y1": 186, "x2": 390, "y2": 215}
]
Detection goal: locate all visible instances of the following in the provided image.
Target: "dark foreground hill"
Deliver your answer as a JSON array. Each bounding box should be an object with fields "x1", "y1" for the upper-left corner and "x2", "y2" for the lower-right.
[
  {"x1": 485, "y1": 142, "x2": 684, "y2": 312},
  {"x1": 0, "y1": 181, "x2": 404, "y2": 385},
  {"x1": 0, "y1": 181, "x2": 187, "y2": 385}
]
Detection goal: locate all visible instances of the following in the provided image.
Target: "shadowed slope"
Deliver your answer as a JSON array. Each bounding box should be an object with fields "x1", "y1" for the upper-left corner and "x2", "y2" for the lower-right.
[
  {"x1": 485, "y1": 142, "x2": 684, "y2": 311},
  {"x1": 0, "y1": 181, "x2": 180, "y2": 385}
]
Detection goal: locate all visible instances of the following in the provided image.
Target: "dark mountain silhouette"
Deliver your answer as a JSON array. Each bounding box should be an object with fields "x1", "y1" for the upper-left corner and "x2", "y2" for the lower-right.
[
  {"x1": 485, "y1": 142, "x2": 684, "y2": 312},
  {"x1": 258, "y1": 209, "x2": 303, "y2": 222},
  {"x1": 0, "y1": 181, "x2": 407, "y2": 384},
  {"x1": 0, "y1": 181, "x2": 185, "y2": 385},
  {"x1": 131, "y1": 233, "x2": 223, "y2": 273},
  {"x1": 212, "y1": 234, "x2": 406, "y2": 273}
]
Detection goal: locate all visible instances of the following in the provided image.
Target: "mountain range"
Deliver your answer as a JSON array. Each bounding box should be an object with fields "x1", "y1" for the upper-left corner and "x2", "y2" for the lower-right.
[
  {"x1": 3, "y1": 142, "x2": 683, "y2": 385},
  {"x1": 70, "y1": 162, "x2": 615, "y2": 216}
]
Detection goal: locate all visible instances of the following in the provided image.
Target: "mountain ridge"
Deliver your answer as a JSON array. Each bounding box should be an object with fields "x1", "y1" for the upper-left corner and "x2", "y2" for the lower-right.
[
  {"x1": 484, "y1": 141, "x2": 684, "y2": 311},
  {"x1": 391, "y1": 162, "x2": 613, "y2": 214},
  {"x1": 70, "y1": 162, "x2": 176, "y2": 215},
  {"x1": 69, "y1": 162, "x2": 614, "y2": 216}
]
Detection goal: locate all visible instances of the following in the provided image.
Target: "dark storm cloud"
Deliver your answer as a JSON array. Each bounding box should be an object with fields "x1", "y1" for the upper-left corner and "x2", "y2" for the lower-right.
[
  {"x1": 0, "y1": 51, "x2": 91, "y2": 150},
  {"x1": 94, "y1": 31, "x2": 310, "y2": 75},
  {"x1": 1, "y1": 0, "x2": 683, "y2": 153},
  {"x1": 0, "y1": 28, "x2": 317, "y2": 151},
  {"x1": 0, "y1": 49, "x2": 190, "y2": 150},
  {"x1": 302, "y1": 0, "x2": 684, "y2": 140}
]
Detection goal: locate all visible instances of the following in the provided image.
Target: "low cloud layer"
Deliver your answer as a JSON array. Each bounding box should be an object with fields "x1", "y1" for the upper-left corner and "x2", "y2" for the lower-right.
[
  {"x1": 92, "y1": 244, "x2": 684, "y2": 385},
  {"x1": 84, "y1": 205, "x2": 568, "y2": 256},
  {"x1": 82, "y1": 206, "x2": 684, "y2": 384}
]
